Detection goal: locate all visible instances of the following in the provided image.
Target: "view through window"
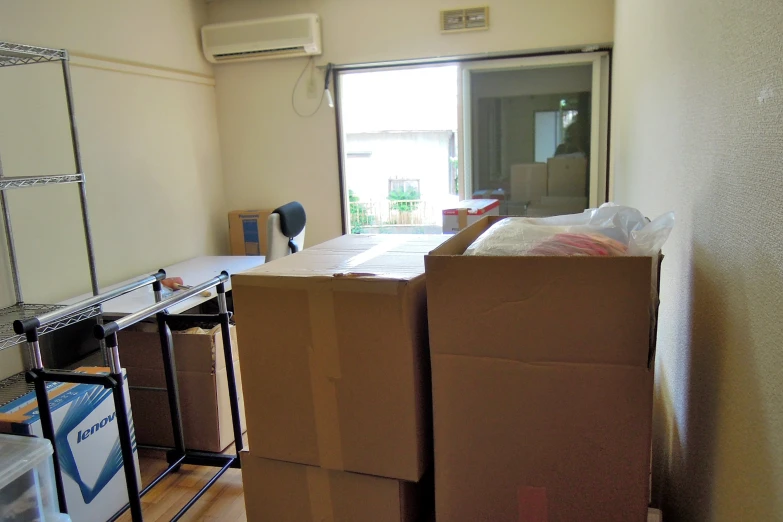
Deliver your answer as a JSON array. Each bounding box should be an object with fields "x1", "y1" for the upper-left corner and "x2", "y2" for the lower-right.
[
  {"x1": 338, "y1": 56, "x2": 609, "y2": 232},
  {"x1": 339, "y1": 66, "x2": 459, "y2": 234}
]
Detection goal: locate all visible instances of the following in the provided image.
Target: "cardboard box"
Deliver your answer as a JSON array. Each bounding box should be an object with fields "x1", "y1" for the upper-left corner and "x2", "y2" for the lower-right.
[
  {"x1": 425, "y1": 217, "x2": 659, "y2": 522},
  {"x1": 524, "y1": 196, "x2": 588, "y2": 218},
  {"x1": 117, "y1": 324, "x2": 246, "y2": 452},
  {"x1": 0, "y1": 368, "x2": 140, "y2": 522},
  {"x1": 240, "y1": 451, "x2": 424, "y2": 522},
  {"x1": 510, "y1": 163, "x2": 548, "y2": 203},
  {"x1": 505, "y1": 201, "x2": 529, "y2": 216},
  {"x1": 442, "y1": 199, "x2": 500, "y2": 234},
  {"x1": 232, "y1": 234, "x2": 446, "y2": 481},
  {"x1": 547, "y1": 157, "x2": 588, "y2": 197},
  {"x1": 540, "y1": 195, "x2": 588, "y2": 209},
  {"x1": 229, "y1": 209, "x2": 273, "y2": 256},
  {"x1": 525, "y1": 201, "x2": 588, "y2": 218}
]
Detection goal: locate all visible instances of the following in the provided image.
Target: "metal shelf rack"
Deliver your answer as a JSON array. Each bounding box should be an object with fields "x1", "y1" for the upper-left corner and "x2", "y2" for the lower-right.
[
  {"x1": 14, "y1": 271, "x2": 244, "y2": 522},
  {"x1": 0, "y1": 303, "x2": 101, "y2": 351},
  {"x1": 0, "y1": 41, "x2": 101, "y2": 354},
  {"x1": 0, "y1": 42, "x2": 67, "y2": 67}
]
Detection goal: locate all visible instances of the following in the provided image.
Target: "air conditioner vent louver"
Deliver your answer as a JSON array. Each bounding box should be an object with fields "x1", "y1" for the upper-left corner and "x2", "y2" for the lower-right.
[
  {"x1": 441, "y1": 6, "x2": 489, "y2": 32},
  {"x1": 214, "y1": 47, "x2": 303, "y2": 61}
]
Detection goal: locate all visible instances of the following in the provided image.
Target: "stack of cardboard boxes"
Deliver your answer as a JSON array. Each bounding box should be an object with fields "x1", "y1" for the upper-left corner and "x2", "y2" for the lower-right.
[
  {"x1": 509, "y1": 157, "x2": 589, "y2": 216},
  {"x1": 232, "y1": 234, "x2": 445, "y2": 521},
  {"x1": 425, "y1": 217, "x2": 660, "y2": 521}
]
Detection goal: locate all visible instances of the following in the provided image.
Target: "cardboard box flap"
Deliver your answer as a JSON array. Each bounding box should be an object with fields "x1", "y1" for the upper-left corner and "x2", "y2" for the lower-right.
[{"x1": 233, "y1": 234, "x2": 446, "y2": 285}]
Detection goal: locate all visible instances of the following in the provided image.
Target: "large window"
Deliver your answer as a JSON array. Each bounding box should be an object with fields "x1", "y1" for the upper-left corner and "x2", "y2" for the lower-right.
[
  {"x1": 338, "y1": 66, "x2": 458, "y2": 234},
  {"x1": 336, "y1": 52, "x2": 611, "y2": 232}
]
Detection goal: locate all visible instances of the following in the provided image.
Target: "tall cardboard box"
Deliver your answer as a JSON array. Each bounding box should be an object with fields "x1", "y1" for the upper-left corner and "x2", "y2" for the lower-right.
[
  {"x1": 547, "y1": 157, "x2": 588, "y2": 197},
  {"x1": 425, "y1": 217, "x2": 659, "y2": 522},
  {"x1": 117, "y1": 324, "x2": 246, "y2": 452},
  {"x1": 232, "y1": 234, "x2": 445, "y2": 481},
  {"x1": 0, "y1": 368, "x2": 140, "y2": 522},
  {"x1": 241, "y1": 451, "x2": 425, "y2": 522},
  {"x1": 229, "y1": 209, "x2": 273, "y2": 255},
  {"x1": 510, "y1": 163, "x2": 547, "y2": 203}
]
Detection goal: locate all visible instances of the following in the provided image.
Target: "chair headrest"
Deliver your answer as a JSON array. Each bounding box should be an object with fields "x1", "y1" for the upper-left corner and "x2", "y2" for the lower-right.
[{"x1": 273, "y1": 201, "x2": 306, "y2": 238}]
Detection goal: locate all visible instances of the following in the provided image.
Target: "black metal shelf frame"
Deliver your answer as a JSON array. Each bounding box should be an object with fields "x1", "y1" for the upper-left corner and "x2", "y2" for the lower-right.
[{"x1": 15, "y1": 271, "x2": 244, "y2": 522}]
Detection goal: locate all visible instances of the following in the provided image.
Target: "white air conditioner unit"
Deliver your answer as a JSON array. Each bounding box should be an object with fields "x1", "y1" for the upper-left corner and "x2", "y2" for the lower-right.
[{"x1": 201, "y1": 14, "x2": 322, "y2": 64}]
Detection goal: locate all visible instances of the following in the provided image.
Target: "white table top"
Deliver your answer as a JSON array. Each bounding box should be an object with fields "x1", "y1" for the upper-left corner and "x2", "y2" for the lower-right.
[{"x1": 60, "y1": 256, "x2": 265, "y2": 315}]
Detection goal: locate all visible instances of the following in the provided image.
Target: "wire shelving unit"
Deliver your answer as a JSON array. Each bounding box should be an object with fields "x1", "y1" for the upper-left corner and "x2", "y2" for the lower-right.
[{"x1": 0, "y1": 41, "x2": 102, "y2": 354}]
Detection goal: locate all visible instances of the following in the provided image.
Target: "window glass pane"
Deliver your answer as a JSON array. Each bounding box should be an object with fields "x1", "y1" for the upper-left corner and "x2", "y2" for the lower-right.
[
  {"x1": 470, "y1": 65, "x2": 592, "y2": 218},
  {"x1": 340, "y1": 66, "x2": 458, "y2": 234}
]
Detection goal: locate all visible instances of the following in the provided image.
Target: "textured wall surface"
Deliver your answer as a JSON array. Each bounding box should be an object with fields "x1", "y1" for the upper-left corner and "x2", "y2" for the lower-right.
[{"x1": 612, "y1": 0, "x2": 783, "y2": 520}]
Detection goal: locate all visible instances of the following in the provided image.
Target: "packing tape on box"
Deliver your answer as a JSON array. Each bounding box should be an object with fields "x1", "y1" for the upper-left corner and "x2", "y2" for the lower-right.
[
  {"x1": 234, "y1": 273, "x2": 403, "y2": 295},
  {"x1": 308, "y1": 287, "x2": 345, "y2": 470},
  {"x1": 518, "y1": 486, "x2": 548, "y2": 522},
  {"x1": 458, "y1": 208, "x2": 468, "y2": 230},
  {"x1": 306, "y1": 467, "x2": 335, "y2": 522}
]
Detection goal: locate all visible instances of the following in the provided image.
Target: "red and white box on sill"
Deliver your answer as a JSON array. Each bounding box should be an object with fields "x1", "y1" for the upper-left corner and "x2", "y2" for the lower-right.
[{"x1": 442, "y1": 199, "x2": 500, "y2": 234}]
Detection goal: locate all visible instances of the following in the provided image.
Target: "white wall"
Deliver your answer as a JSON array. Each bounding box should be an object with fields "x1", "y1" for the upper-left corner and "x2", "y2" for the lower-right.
[
  {"x1": 345, "y1": 131, "x2": 453, "y2": 206},
  {"x1": 0, "y1": 1, "x2": 225, "y2": 378},
  {"x1": 612, "y1": 0, "x2": 783, "y2": 520},
  {"x1": 207, "y1": 0, "x2": 614, "y2": 244}
]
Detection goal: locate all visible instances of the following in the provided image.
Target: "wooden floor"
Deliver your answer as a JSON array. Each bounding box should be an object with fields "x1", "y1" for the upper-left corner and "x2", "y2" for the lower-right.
[{"x1": 117, "y1": 448, "x2": 246, "y2": 522}]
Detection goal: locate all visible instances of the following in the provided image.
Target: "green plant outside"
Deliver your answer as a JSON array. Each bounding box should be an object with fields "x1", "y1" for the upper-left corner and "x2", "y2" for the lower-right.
[
  {"x1": 348, "y1": 189, "x2": 374, "y2": 233},
  {"x1": 388, "y1": 188, "x2": 421, "y2": 212}
]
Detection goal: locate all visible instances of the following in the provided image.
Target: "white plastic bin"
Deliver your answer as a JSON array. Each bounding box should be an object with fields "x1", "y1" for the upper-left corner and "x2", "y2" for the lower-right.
[{"x1": 0, "y1": 433, "x2": 70, "y2": 522}]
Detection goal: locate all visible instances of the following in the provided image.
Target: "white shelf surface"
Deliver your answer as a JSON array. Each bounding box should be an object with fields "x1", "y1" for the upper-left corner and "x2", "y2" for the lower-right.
[{"x1": 60, "y1": 256, "x2": 265, "y2": 315}]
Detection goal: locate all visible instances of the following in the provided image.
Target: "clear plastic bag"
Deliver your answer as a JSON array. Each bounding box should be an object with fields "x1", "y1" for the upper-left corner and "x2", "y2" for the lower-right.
[{"x1": 464, "y1": 203, "x2": 674, "y2": 257}]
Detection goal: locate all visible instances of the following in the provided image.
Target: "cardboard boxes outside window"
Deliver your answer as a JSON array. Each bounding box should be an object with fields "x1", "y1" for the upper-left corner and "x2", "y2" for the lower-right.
[
  {"x1": 118, "y1": 323, "x2": 246, "y2": 453},
  {"x1": 510, "y1": 163, "x2": 548, "y2": 203},
  {"x1": 425, "y1": 216, "x2": 660, "y2": 521},
  {"x1": 229, "y1": 209, "x2": 273, "y2": 255},
  {"x1": 546, "y1": 156, "x2": 588, "y2": 197},
  {"x1": 509, "y1": 157, "x2": 588, "y2": 215},
  {"x1": 232, "y1": 234, "x2": 445, "y2": 521}
]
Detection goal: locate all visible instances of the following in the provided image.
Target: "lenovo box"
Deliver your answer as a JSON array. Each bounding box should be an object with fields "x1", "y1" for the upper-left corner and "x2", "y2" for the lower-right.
[
  {"x1": 117, "y1": 323, "x2": 246, "y2": 452},
  {"x1": 241, "y1": 451, "x2": 424, "y2": 522},
  {"x1": 510, "y1": 163, "x2": 547, "y2": 203},
  {"x1": 0, "y1": 368, "x2": 140, "y2": 522},
  {"x1": 229, "y1": 209, "x2": 273, "y2": 255},
  {"x1": 547, "y1": 157, "x2": 588, "y2": 197},
  {"x1": 232, "y1": 234, "x2": 446, "y2": 481},
  {"x1": 425, "y1": 217, "x2": 660, "y2": 522},
  {"x1": 442, "y1": 199, "x2": 500, "y2": 234}
]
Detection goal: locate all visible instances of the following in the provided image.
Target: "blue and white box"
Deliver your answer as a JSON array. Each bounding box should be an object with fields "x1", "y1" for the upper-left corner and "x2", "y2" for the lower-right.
[{"x1": 0, "y1": 367, "x2": 140, "y2": 522}]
